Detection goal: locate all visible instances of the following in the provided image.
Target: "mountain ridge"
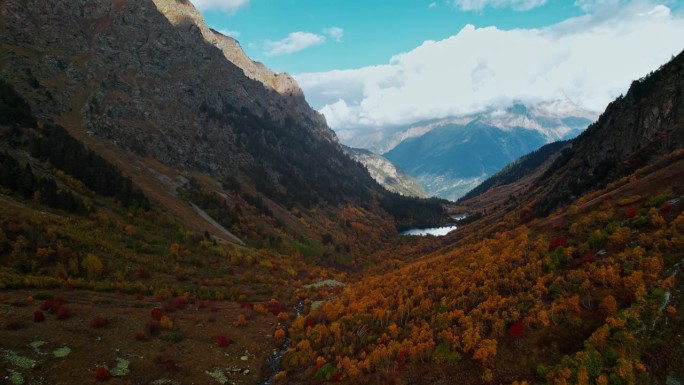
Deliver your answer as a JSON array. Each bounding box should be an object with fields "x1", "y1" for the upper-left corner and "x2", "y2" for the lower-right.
[{"x1": 0, "y1": 0, "x2": 380, "y2": 213}]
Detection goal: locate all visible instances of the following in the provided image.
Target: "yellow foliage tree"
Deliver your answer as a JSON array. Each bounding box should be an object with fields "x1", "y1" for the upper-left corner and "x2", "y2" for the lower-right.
[{"x1": 82, "y1": 254, "x2": 103, "y2": 279}]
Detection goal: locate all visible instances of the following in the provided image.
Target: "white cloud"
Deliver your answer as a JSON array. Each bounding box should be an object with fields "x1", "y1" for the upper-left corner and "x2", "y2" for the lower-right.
[
  {"x1": 264, "y1": 32, "x2": 326, "y2": 56},
  {"x1": 191, "y1": 0, "x2": 249, "y2": 13},
  {"x1": 295, "y1": 1, "x2": 684, "y2": 130},
  {"x1": 451, "y1": 0, "x2": 547, "y2": 11},
  {"x1": 429, "y1": 2, "x2": 438, "y2": 9},
  {"x1": 324, "y1": 27, "x2": 345, "y2": 42}
]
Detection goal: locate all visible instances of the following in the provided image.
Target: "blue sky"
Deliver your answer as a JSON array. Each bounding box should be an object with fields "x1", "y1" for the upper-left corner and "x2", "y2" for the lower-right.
[
  {"x1": 195, "y1": 0, "x2": 684, "y2": 133},
  {"x1": 200, "y1": 0, "x2": 587, "y2": 73}
]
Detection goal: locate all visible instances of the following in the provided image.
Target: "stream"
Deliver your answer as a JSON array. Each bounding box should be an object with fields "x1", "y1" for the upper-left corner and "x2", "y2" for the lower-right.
[{"x1": 257, "y1": 300, "x2": 304, "y2": 385}]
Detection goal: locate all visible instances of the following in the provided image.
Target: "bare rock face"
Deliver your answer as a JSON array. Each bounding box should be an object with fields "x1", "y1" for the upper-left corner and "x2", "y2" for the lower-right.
[
  {"x1": 343, "y1": 146, "x2": 428, "y2": 198},
  {"x1": 150, "y1": 0, "x2": 301, "y2": 96},
  {"x1": 535, "y1": 50, "x2": 684, "y2": 214},
  {"x1": 0, "y1": 0, "x2": 375, "y2": 207}
]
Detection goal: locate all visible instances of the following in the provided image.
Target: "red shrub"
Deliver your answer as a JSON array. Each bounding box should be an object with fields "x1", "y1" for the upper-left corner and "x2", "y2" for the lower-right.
[
  {"x1": 94, "y1": 366, "x2": 111, "y2": 381},
  {"x1": 91, "y1": 316, "x2": 109, "y2": 328},
  {"x1": 624, "y1": 207, "x2": 638, "y2": 218},
  {"x1": 583, "y1": 251, "x2": 596, "y2": 264},
  {"x1": 267, "y1": 301, "x2": 285, "y2": 316},
  {"x1": 33, "y1": 311, "x2": 45, "y2": 323},
  {"x1": 41, "y1": 300, "x2": 54, "y2": 311},
  {"x1": 215, "y1": 335, "x2": 230, "y2": 347},
  {"x1": 150, "y1": 307, "x2": 163, "y2": 320},
  {"x1": 174, "y1": 297, "x2": 186, "y2": 310},
  {"x1": 549, "y1": 236, "x2": 567, "y2": 251},
  {"x1": 239, "y1": 301, "x2": 254, "y2": 310},
  {"x1": 305, "y1": 318, "x2": 315, "y2": 328},
  {"x1": 661, "y1": 202, "x2": 672, "y2": 213},
  {"x1": 396, "y1": 349, "x2": 409, "y2": 370},
  {"x1": 135, "y1": 332, "x2": 150, "y2": 342},
  {"x1": 508, "y1": 320, "x2": 524, "y2": 337},
  {"x1": 146, "y1": 320, "x2": 160, "y2": 335},
  {"x1": 65, "y1": 283, "x2": 74, "y2": 291},
  {"x1": 134, "y1": 293, "x2": 145, "y2": 301},
  {"x1": 330, "y1": 372, "x2": 342, "y2": 382},
  {"x1": 56, "y1": 306, "x2": 71, "y2": 320}
]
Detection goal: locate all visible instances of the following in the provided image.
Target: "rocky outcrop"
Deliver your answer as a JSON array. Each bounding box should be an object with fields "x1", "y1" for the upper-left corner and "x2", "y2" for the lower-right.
[
  {"x1": 535, "y1": 49, "x2": 684, "y2": 214},
  {"x1": 343, "y1": 146, "x2": 428, "y2": 198},
  {"x1": 0, "y1": 0, "x2": 377, "y2": 208},
  {"x1": 150, "y1": 0, "x2": 301, "y2": 96}
]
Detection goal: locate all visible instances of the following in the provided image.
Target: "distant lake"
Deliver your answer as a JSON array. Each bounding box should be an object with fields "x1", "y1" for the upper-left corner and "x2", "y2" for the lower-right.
[{"x1": 400, "y1": 225, "x2": 458, "y2": 236}]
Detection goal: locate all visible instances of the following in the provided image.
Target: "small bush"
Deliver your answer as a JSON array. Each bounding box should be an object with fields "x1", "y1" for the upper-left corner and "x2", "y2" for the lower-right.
[
  {"x1": 41, "y1": 300, "x2": 54, "y2": 311},
  {"x1": 160, "y1": 332, "x2": 184, "y2": 344},
  {"x1": 215, "y1": 335, "x2": 230, "y2": 347},
  {"x1": 236, "y1": 314, "x2": 247, "y2": 327},
  {"x1": 91, "y1": 316, "x2": 109, "y2": 328},
  {"x1": 507, "y1": 320, "x2": 524, "y2": 337},
  {"x1": 33, "y1": 311, "x2": 45, "y2": 323},
  {"x1": 150, "y1": 307, "x2": 163, "y2": 320},
  {"x1": 661, "y1": 202, "x2": 672, "y2": 213},
  {"x1": 56, "y1": 306, "x2": 71, "y2": 320},
  {"x1": 94, "y1": 366, "x2": 111, "y2": 381},
  {"x1": 160, "y1": 315, "x2": 173, "y2": 330},
  {"x1": 135, "y1": 332, "x2": 150, "y2": 342},
  {"x1": 549, "y1": 236, "x2": 567, "y2": 251},
  {"x1": 624, "y1": 207, "x2": 638, "y2": 218},
  {"x1": 134, "y1": 293, "x2": 144, "y2": 301}
]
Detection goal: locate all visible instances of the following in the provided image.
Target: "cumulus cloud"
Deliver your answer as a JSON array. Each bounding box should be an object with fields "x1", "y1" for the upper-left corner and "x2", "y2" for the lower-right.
[
  {"x1": 429, "y1": 2, "x2": 438, "y2": 9},
  {"x1": 324, "y1": 27, "x2": 345, "y2": 42},
  {"x1": 264, "y1": 32, "x2": 326, "y2": 56},
  {"x1": 295, "y1": 1, "x2": 684, "y2": 130},
  {"x1": 451, "y1": 0, "x2": 547, "y2": 11},
  {"x1": 191, "y1": 0, "x2": 249, "y2": 13},
  {"x1": 262, "y1": 27, "x2": 344, "y2": 57}
]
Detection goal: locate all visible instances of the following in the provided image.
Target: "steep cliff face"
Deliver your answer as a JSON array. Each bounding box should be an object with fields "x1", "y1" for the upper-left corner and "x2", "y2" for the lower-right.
[
  {"x1": 0, "y1": 0, "x2": 376, "y2": 208},
  {"x1": 151, "y1": 0, "x2": 301, "y2": 96}
]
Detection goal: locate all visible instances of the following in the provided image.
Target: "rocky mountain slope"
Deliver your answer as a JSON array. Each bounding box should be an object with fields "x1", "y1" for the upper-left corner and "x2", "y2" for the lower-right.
[
  {"x1": 342, "y1": 146, "x2": 427, "y2": 198},
  {"x1": 534, "y1": 49, "x2": 684, "y2": 215},
  {"x1": 457, "y1": 49, "x2": 684, "y2": 220},
  {"x1": 0, "y1": 0, "x2": 380, "y2": 213}
]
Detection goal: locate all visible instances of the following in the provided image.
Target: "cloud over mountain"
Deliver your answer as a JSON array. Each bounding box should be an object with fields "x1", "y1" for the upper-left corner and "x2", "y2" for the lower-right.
[{"x1": 296, "y1": 1, "x2": 684, "y2": 130}]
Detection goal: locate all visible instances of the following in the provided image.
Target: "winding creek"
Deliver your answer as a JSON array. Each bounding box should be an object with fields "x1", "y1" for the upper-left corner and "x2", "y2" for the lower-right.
[{"x1": 258, "y1": 300, "x2": 304, "y2": 385}]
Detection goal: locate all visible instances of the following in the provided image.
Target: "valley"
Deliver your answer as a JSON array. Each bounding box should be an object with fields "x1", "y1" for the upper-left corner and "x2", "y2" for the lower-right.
[{"x1": 0, "y1": 0, "x2": 683, "y2": 384}]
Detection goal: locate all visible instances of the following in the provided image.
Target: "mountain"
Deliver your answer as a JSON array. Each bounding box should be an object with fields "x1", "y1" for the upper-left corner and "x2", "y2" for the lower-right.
[
  {"x1": 532, "y1": 50, "x2": 684, "y2": 216},
  {"x1": 342, "y1": 146, "x2": 428, "y2": 198},
  {"x1": 341, "y1": 101, "x2": 595, "y2": 155},
  {"x1": 458, "y1": 139, "x2": 572, "y2": 202},
  {"x1": 458, "y1": 49, "x2": 684, "y2": 219},
  {"x1": 0, "y1": 0, "x2": 387, "y2": 213},
  {"x1": 343, "y1": 102, "x2": 595, "y2": 201}
]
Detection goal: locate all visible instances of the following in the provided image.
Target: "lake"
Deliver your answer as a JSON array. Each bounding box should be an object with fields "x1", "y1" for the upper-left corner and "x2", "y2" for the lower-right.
[{"x1": 400, "y1": 225, "x2": 458, "y2": 236}]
